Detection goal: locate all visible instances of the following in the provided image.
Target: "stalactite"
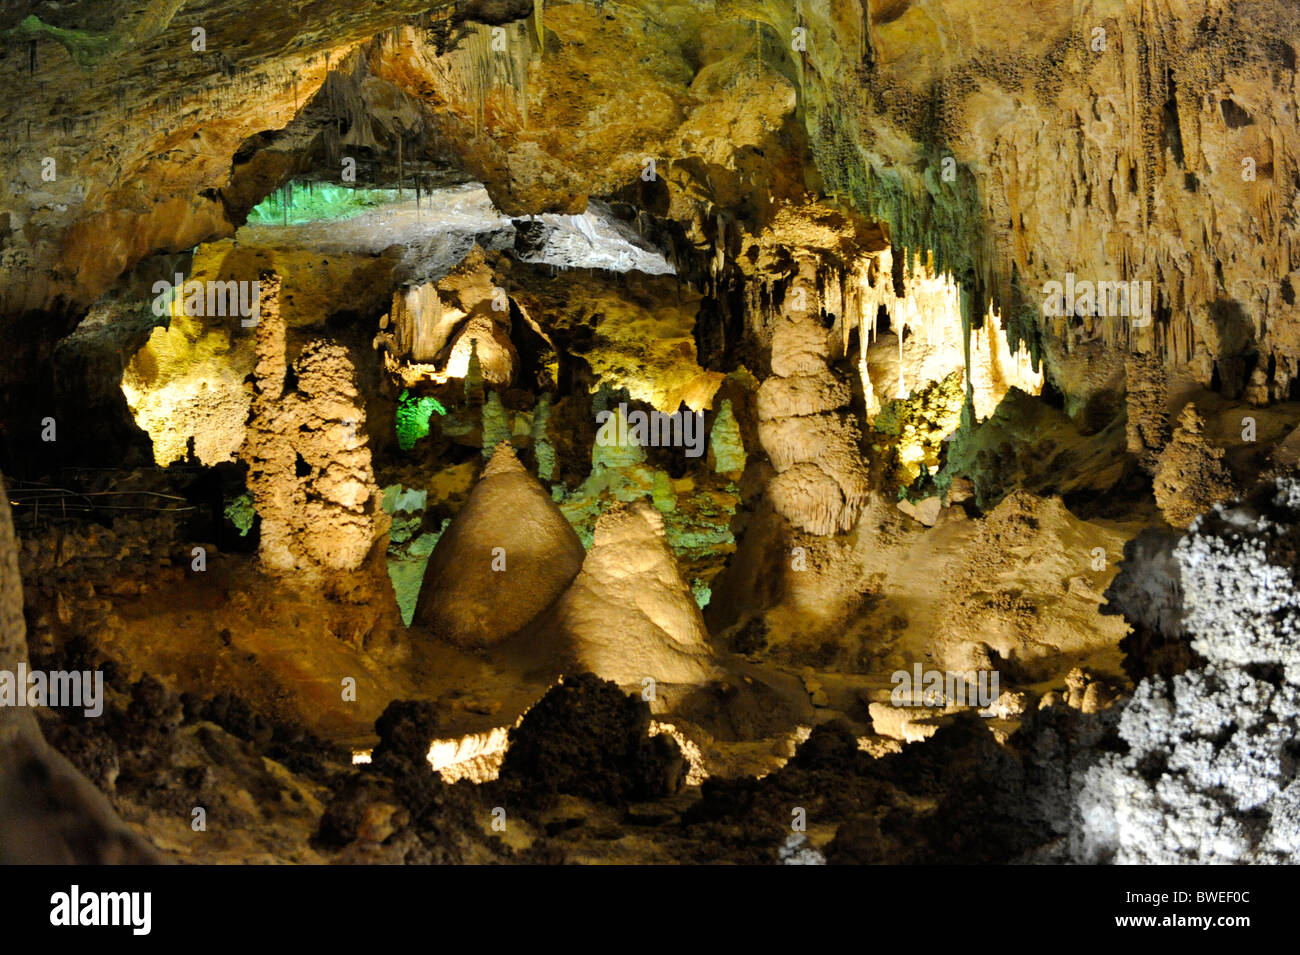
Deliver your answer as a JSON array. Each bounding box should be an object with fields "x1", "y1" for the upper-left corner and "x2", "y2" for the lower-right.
[
  {"x1": 897, "y1": 312, "x2": 905, "y2": 398},
  {"x1": 534, "y1": 0, "x2": 545, "y2": 62}
]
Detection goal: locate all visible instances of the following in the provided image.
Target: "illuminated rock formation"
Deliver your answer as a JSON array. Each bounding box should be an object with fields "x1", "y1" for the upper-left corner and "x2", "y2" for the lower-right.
[
  {"x1": 757, "y1": 260, "x2": 870, "y2": 536},
  {"x1": 708, "y1": 398, "x2": 746, "y2": 475},
  {"x1": 381, "y1": 248, "x2": 518, "y2": 387},
  {"x1": 387, "y1": 282, "x2": 462, "y2": 365},
  {"x1": 502, "y1": 500, "x2": 717, "y2": 690},
  {"x1": 796, "y1": 0, "x2": 1300, "y2": 405},
  {"x1": 6, "y1": 0, "x2": 1300, "y2": 871},
  {"x1": 857, "y1": 250, "x2": 1042, "y2": 423},
  {"x1": 1152, "y1": 403, "x2": 1238, "y2": 528},
  {"x1": 239, "y1": 274, "x2": 388, "y2": 577},
  {"x1": 413, "y1": 442, "x2": 585, "y2": 649}
]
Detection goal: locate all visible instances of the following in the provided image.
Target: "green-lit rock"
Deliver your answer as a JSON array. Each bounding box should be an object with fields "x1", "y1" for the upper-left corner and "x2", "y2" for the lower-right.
[
  {"x1": 224, "y1": 492, "x2": 256, "y2": 537},
  {"x1": 395, "y1": 389, "x2": 447, "y2": 451},
  {"x1": 708, "y1": 398, "x2": 746, "y2": 474},
  {"x1": 481, "y1": 391, "x2": 511, "y2": 457}
]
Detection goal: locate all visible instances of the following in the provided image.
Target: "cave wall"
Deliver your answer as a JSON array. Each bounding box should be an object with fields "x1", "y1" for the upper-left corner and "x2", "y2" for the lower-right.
[
  {"x1": 6, "y1": 0, "x2": 1297, "y2": 474},
  {"x1": 787, "y1": 0, "x2": 1300, "y2": 403}
]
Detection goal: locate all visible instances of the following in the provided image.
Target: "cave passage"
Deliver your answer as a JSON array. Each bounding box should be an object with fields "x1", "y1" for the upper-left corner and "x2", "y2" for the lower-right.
[{"x1": 1, "y1": 0, "x2": 1299, "y2": 874}]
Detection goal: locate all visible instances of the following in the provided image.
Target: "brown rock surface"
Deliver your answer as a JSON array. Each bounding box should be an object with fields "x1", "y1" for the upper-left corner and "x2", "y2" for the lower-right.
[
  {"x1": 1153, "y1": 402, "x2": 1239, "y2": 527},
  {"x1": 0, "y1": 473, "x2": 160, "y2": 863},
  {"x1": 413, "y1": 443, "x2": 585, "y2": 648}
]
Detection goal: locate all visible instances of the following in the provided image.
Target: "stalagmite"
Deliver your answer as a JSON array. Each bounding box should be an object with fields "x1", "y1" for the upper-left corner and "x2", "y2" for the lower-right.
[
  {"x1": 238, "y1": 274, "x2": 388, "y2": 578},
  {"x1": 757, "y1": 259, "x2": 872, "y2": 536},
  {"x1": 413, "y1": 444, "x2": 585, "y2": 648},
  {"x1": 499, "y1": 501, "x2": 718, "y2": 689}
]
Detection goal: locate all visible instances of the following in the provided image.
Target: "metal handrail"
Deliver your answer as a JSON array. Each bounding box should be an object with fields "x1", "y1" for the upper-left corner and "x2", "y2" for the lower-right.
[{"x1": 8, "y1": 484, "x2": 198, "y2": 516}]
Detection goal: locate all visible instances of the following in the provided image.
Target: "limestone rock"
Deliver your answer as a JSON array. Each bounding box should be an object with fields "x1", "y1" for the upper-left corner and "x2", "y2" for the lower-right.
[
  {"x1": 767, "y1": 464, "x2": 853, "y2": 537},
  {"x1": 946, "y1": 476, "x2": 975, "y2": 504},
  {"x1": 389, "y1": 281, "x2": 458, "y2": 364},
  {"x1": 757, "y1": 413, "x2": 859, "y2": 471},
  {"x1": 1073, "y1": 664, "x2": 1300, "y2": 864},
  {"x1": 1177, "y1": 480, "x2": 1300, "y2": 681},
  {"x1": 769, "y1": 320, "x2": 832, "y2": 377},
  {"x1": 413, "y1": 443, "x2": 585, "y2": 649},
  {"x1": 503, "y1": 500, "x2": 717, "y2": 688},
  {"x1": 1152, "y1": 403, "x2": 1238, "y2": 529},
  {"x1": 447, "y1": 314, "x2": 516, "y2": 386},
  {"x1": 897, "y1": 497, "x2": 942, "y2": 527},
  {"x1": 868, "y1": 701, "x2": 941, "y2": 743},
  {"x1": 1270, "y1": 423, "x2": 1300, "y2": 472}
]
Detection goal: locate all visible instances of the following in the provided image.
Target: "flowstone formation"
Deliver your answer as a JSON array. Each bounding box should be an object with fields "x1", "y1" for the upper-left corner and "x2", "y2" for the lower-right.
[
  {"x1": 1073, "y1": 479, "x2": 1300, "y2": 863},
  {"x1": 120, "y1": 289, "x2": 253, "y2": 468}
]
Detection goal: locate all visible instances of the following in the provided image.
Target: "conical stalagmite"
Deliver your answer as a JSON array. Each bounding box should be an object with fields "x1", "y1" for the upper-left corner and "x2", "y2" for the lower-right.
[
  {"x1": 413, "y1": 443, "x2": 586, "y2": 648},
  {"x1": 500, "y1": 500, "x2": 718, "y2": 688}
]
